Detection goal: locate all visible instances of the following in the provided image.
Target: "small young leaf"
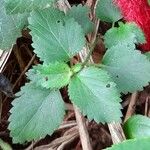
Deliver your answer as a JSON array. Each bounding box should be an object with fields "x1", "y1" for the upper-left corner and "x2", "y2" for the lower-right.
[
  {"x1": 26, "y1": 63, "x2": 72, "y2": 89},
  {"x1": 104, "y1": 22, "x2": 145, "y2": 49},
  {"x1": 68, "y1": 67, "x2": 122, "y2": 123},
  {"x1": 123, "y1": 115, "x2": 150, "y2": 139},
  {"x1": 96, "y1": 0, "x2": 122, "y2": 22},
  {"x1": 0, "y1": 0, "x2": 28, "y2": 50},
  {"x1": 67, "y1": 4, "x2": 94, "y2": 34},
  {"x1": 8, "y1": 82, "x2": 65, "y2": 143},
  {"x1": 28, "y1": 8, "x2": 85, "y2": 63},
  {"x1": 102, "y1": 44, "x2": 150, "y2": 93},
  {"x1": 105, "y1": 138, "x2": 150, "y2": 150},
  {"x1": 4, "y1": 0, "x2": 56, "y2": 14}
]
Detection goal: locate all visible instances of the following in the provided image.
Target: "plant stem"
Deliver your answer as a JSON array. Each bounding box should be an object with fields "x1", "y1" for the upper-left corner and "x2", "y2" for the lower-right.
[
  {"x1": 81, "y1": 37, "x2": 98, "y2": 68},
  {"x1": 112, "y1": 22, "x2": 115, "y2": 28}
]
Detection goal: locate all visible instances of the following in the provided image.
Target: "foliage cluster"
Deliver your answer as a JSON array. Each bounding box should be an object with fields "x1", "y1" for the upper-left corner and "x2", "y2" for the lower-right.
[{"x1": 1, "y1": 0, "x2": 150, "y2": 149}]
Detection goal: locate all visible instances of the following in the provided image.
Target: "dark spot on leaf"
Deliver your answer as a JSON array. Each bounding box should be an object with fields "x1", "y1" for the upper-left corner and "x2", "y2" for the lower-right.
[
  {"x1": 106, "y1": 84, "x2": 110, "y2": 88},
  {"x1": 57, "y1": 20, "x2": 60, "y2": 23},
  {"x1": 116, "y1": 75, "x2": 119, "y2": 78},
  {"x1": 45, "y1": 77, "x2": 48, "y2": 81}
]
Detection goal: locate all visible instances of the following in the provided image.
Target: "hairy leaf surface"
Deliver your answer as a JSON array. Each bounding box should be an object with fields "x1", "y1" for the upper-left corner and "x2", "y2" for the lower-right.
[
  {"x1": 26, "y1": 63, "x2": 72, "y2": 89},
  {"x1": 104, "y1": 22, "x2": 145, "y2": 49},
  {"x1": 96, "y1": 0, "x2": 122, "y2": 22},
  {"x1": 8, "y1": 82, "x2": 65, "y2": 143},
  {"x1": 102, "y1": 44, "x2": 150, "y2": 93},
  {"x1": 0, "y1": 0, "x2": 28, "y2": 50},
  {"x1": 67, "y1": 4, "x2": 94, "y2": 34},
  {"x1": 28, "y1": 8, "x2": 85, "y2": 63},
  {"x1": 68, "y1": 67, "x2": 122, "y2": 123},
  {"x1": 5, "y1": 0, "x2": 56, "y2": 14}
]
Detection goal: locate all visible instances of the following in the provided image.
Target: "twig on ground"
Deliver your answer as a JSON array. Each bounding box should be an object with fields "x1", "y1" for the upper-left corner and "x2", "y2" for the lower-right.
[
  {"x1": 108, "y1": 122, "x2": 126, "y2": 144},
  {"x1": 34, "y1": 127, "x2": 78, "y2": 150},
  {"x1": 3, "y1": 54, "x2": 36, "y2": 105},
  {"x1": 64, "y1": 112, "x2": 75, "y2": 121},
  {"x1": 13, "y1": 45, "x2": 26, "y2": 72},
  {"x1": 24, "y1": 46, "x2": 39, "y2": 65},
  {"x1": 86, "y1": 0, "x2": 93, "y2": 7},
  {"x1": 122, "y1": 95, "x2": 131, "y2": 108},
  {"x1": 25, "y1": 141, "x2": 39, "y2": 150},
  {"x1": 124, "y1": 92, "x2": 138, "y2": 123},
  {"x1": 12, "y1": 54, "x2": 36, "y2": 89},
  {"x1": 58, "y1": 121, "x2": 77, "y2": 130},
  {"x1": 63, "y1": 126, "x2": 78, "y2": 136},
  {"x1": 145, "y1": 96, "x2": 150, "y2": 117},
  {"x1": 0, "y1": 49, "x2": 12, "y2": 73},
  {"x1": 87, "y1": 0, "x2": 100, "y2": 43},
  {"x1": 65, "y1": 103, "x2": 74, "y2": 111},
  {"x1": 57, "y1": 133, "x2": 78, "y2": 150},
  {"x1": 74, "y1": 106, "x2": 92, "y2": 150},
  {"x1": 26, "y1": 126, "x2": 78, "y2": 150}
]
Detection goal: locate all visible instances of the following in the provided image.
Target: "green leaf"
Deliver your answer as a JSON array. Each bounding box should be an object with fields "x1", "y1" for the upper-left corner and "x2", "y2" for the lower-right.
[
  {"x1": 26, "y1": 63, "x2": 72, "y2": 89},
  {"x1": 104, "y1": 22, "x2": 145, "y2": 49},
  {"x1": 102, "y1": 44, "x2": 150, "y2": 93},
  {"x1": 4, "y1": 0, "x2": 56, "y2": 14},
  {"x1": 67, "y1": 4, "x2": 94, "y2": 34},
  {"x1": 96, "y1": 0, "x2": 122, "y2": 22},
  {"x1": 8, "y1": 82, "x2": 65, "y2": 143},
  {"x1": 28, "y1": 8, "x2": 85, "y2": 64},
  {"x1": 145, "y1": 52, "x2": 150, "y2": 61},
  {"x1": 148, "y1": 0, "x2": 150, "y2": 6},
  {"x1": 68, "y1": 67, "x2": 122, "y2": 123},
  {"x1": 0, "y1": 0, "x2": 28, "y2": 50},
  {"x1": 105, "y1": 138, "x2": 150, "y2": 150},
  {"x1": 123, "y1": 115, "x2": 150, "y2": 139},
  {"x1": 0, "y1": 139, "x2": 12, "y2": 150}
]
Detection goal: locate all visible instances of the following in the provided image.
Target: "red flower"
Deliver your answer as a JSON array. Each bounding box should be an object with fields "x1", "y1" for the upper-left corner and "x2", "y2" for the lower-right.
[{"x1": 114, "y1": 0, "x2": 150, "y2": 51}]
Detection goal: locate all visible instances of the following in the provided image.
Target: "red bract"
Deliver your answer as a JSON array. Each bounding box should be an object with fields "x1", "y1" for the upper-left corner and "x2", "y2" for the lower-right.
[{"x1": 114, "y1": 0, "x2": 150, "y2": 51}]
